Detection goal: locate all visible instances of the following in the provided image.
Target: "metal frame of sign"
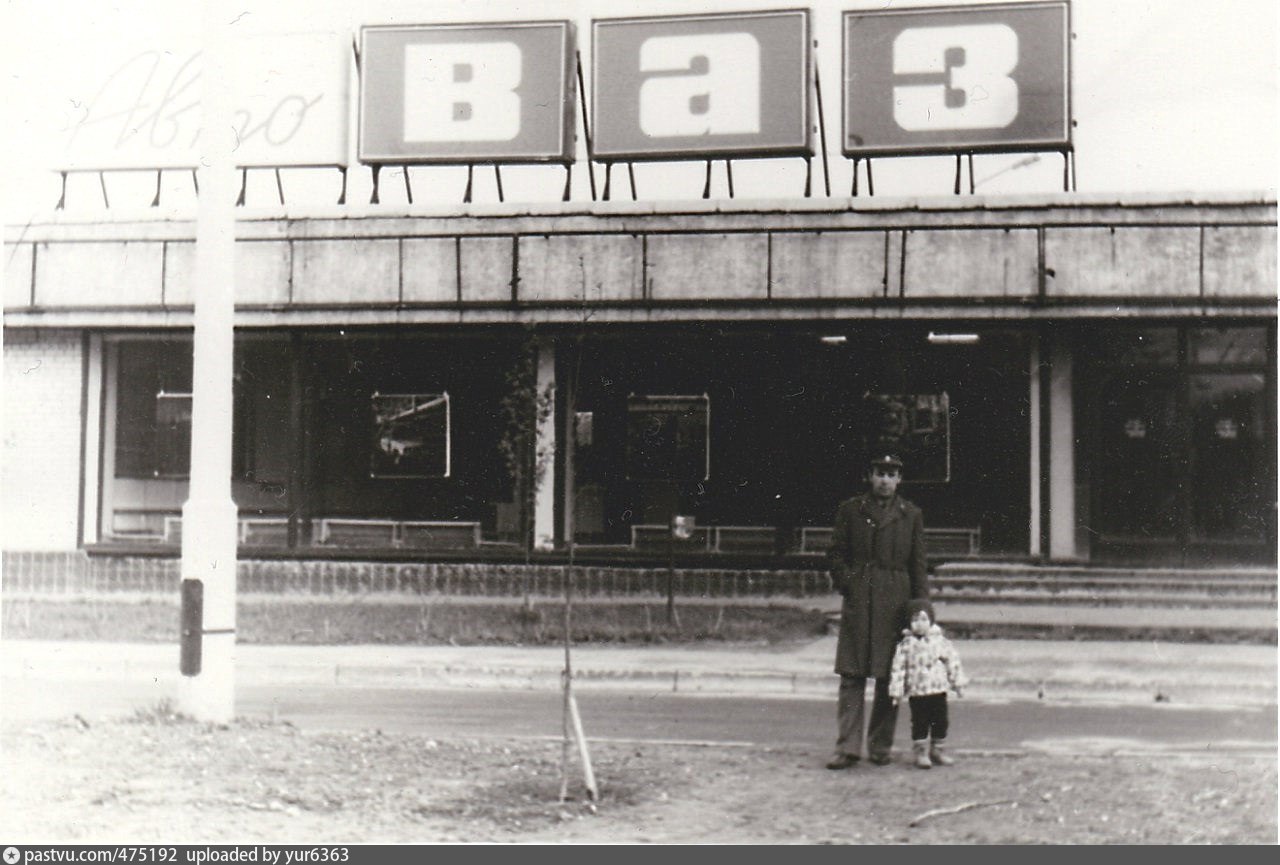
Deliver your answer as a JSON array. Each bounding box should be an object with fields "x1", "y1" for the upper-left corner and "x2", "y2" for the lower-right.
[
  {"x1": 589, "y1": 9, "x2": 813, "y2": 164},
  {"x1": 842, "y1": 1, "x2": 1073, "y2": 195},
  {"x1": 357, "y1": 20, "x2": 576, "y2": 166}
]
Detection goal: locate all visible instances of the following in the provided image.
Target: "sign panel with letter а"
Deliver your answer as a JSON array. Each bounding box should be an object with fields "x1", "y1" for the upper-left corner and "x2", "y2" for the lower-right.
[
  {"x1": 592, "y1": 10, "x2": 811, "y2": 160},
  {"x1": 359, "y1": 22, "x2": 575, "y2": 163},
  {"x1": 843, "y1": 2, "x2": 1070, "y2": 156}
]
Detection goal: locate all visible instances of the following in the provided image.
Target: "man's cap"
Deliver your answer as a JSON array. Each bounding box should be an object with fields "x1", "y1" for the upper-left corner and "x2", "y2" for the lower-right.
[{"x1": 869, "y1": 453, "x2": 903, "y2": 469}]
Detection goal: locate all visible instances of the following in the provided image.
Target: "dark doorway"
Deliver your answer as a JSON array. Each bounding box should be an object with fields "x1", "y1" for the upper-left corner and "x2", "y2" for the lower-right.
[{"x1": 1083, "y1": 325, "x2": 1275, "y2": 566}]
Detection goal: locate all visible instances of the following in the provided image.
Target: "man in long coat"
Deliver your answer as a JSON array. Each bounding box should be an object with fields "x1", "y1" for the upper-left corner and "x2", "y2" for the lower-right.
[{"x1": 825, "y1": 453, "x2": 929, "y2": 769}]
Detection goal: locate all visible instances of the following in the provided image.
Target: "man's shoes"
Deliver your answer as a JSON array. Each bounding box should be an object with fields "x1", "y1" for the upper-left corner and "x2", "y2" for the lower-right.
[
  {"x1": 929, "y1": 739, "x2": 955, "y2": 766},
  {"x1": 825, "y1": 753, "x2": 860, "y2": 770},
  {"x1": 912, "y1": 740, "x2": 932, "y2": 769},
  {"x1": 867, "y1": 753, "x2": 892, "y2": 766}
]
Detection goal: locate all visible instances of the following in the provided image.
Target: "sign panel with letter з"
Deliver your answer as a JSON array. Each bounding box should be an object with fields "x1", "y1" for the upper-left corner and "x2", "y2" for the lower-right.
[
  {"x1": 359, "y1": 21, "x2": 576, "y2": 164},
  {"x1": 591, "y1": 10, "x2": 811, "y2": 161},
  {"x1": 843, "y1": 1, "x2": 1070, "y2": 156}
]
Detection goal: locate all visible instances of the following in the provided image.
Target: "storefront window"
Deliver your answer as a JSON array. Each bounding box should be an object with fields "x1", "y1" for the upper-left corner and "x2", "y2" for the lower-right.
[
  {"x1": 1100, "y1": 328, "x2": 1178, "y2": 367},
  {"x1": 1189, "y1": 372, "x2": 1270, "y2": 540},
  {"x1": 567, "y1": 330, "x2": 1031, "y2": 554},
  {"x1": 115, "y1": 341, "x2": 194, "y2": 478},
  {"x1": 1084, "y1": 323, "x2": 1275, "y2": 561},
  {"x1": 625, "y1": 394, "x2": 711, "y2": 482},
  {"x1": 1189, "y1": 327, "x2": 1267, "y2": 366},
  {"x1": 232, "y1": 341, "x2": 292, "y2": 489},
  {"x1": 1094, "y1": 376, "x2": 1180, "y2": 539},
  {"x1": 153, "y1": 392, "x2": 193, "y2": 477}
]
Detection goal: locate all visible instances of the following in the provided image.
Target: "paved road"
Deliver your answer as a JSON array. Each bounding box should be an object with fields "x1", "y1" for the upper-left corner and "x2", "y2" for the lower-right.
[{"x1": 4, "y1": 677, "x2": 1274, "y2": 757}]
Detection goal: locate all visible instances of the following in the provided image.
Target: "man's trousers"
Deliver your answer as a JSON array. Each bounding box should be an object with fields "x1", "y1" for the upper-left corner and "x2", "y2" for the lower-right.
[{"x1": 835, "y1": 675, "x2": 899, "y2": 760}]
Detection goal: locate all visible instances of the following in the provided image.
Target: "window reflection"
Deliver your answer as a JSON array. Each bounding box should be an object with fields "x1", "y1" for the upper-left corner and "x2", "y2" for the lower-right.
[
  {"x1": 1190, "y1": 327, "x2": 1266, "y2": 366},
  {"x1": 1097, "y1": 329, "x2": 1177, "y2": 367},
  {"x1": 115, "y1": 341, "x2": 194, "y2": 478}
]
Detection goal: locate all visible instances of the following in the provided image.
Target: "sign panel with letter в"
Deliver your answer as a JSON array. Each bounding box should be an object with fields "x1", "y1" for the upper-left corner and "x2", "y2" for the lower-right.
[{"x1": 359, "y1": 21, "x2": 575, "y2": 164}]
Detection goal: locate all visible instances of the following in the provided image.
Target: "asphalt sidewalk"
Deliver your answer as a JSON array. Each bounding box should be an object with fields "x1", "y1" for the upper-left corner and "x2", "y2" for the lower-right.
[{"x1": 3, "y1": 631, "x2": 1276, "y2": 708}]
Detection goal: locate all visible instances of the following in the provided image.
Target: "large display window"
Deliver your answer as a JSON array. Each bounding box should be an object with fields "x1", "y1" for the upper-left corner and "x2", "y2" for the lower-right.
[
  {"x1": 99, "y1": 332, "x2": 516, "y2": 550},
  {"x1": 568, "y1": 327, "x2": 1032, "y2": 556},
  {"x1": 114, "y1": 341, "x2": 194, "y2": 479},
  {"x1": 1080, "y1": 324, "x2": 1275, "y2": 564}
]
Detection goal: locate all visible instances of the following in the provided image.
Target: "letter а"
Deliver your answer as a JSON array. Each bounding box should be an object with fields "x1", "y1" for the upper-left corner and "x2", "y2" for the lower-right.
[{"x1": 638, "y1": 33, "x2": 761, "y2": 137}]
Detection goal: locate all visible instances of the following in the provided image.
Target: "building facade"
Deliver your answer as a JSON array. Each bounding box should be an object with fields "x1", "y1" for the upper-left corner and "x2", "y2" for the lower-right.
[{"x1": 4, "y1": 192, "x2": 1275, "y2": 571}]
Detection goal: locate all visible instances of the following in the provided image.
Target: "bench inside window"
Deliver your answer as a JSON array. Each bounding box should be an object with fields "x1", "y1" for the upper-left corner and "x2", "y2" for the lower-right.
[
  {"x1": 317, "y1": 518, "x2": 481, "y2": 549},
  {"x1": 111, "y1": 508, "x2": 176, "y2": 540},
  {"x1": 631, "y1": 524, "x2": 712, "y2": 550},
  {"x1": 141, "y1": 514, "x2": 482, "y2": 550},
  {"x1": 399, "y1": 520, "x2": 481, "y2": 550},
  {"x1": 800, "y1": 525, "x2": 981, "y2": 556}
]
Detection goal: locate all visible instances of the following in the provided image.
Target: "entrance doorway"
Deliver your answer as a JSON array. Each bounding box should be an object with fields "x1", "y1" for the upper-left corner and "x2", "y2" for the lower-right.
[
  {"x1": 1083, "y1": 325, "x2": 1275, "y2": 565},
  {"x1": 1188, "y1": 372, "x2": 1271, "y2": 543},
  {"x1": 1095, "y1": 375, "x2": 1181, "y2": 541}
]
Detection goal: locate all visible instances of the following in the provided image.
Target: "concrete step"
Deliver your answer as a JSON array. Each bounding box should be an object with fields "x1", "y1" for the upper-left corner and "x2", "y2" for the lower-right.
[
  {"x1": 930, "y1": 563, "x2": 1277, "y2": 610},
  {"x1": 934, "y1": 562, "x2": 1277, "y2": 583},
  {"x1": 932, "y1": 590, "x2": 1274, "y2": 609},
  {"x1": 933, "y1": 575, "x2": 1275, "y2": 592}
]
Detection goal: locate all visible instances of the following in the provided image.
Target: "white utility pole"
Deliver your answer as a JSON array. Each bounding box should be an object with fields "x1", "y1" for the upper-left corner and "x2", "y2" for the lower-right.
[{"x1": 178, "y1": 2, "x2": 239, "y2": 723}]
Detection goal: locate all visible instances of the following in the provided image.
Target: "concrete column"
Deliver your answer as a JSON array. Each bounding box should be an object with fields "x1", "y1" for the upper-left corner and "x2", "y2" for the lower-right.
[
  {"x1": 533, "y1": 339, "x2": 558, "y2": 551},
  {"x1": 178, "y1": 3, "x2": 238, "y2": 723},
  {"x1": 99, "y1": 343, "x2": 119, "y2": 537},
  {"x1": 1047, "y1": 334, "x2": 1077, "y2": 561},
  {"x1": 1028, "y1": 339, "x2": 1042, "y2": 558},
  {"x1": 81, "y1": 333, "x2": 104, "y2": 545},
  {"x1": 560, "y1": 343, "x2": 579, "y2": 550}
]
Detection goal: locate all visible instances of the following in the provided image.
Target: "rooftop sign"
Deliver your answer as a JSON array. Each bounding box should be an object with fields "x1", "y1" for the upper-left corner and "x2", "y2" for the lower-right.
[
  {"x1": 843, "y1": 1, "x2": 1070, "y2": 156},
  {"x1": 49, "y1": 4, "x2": 1074, "y2": 191},
  {"x1": 591, "y1": 10, "x2": 811, "y2": 161},
  {"x1": 358, "y1": 22, "x2": 575, "y2": 164},
  {"x1": 60, "y1": 32, "x2": 350, "y2": 170}
]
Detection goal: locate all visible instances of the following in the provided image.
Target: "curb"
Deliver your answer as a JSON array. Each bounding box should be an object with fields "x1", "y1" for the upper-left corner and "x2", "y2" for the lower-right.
[
  {"x1": 7, "y1": 656, "x2": 1271, "y2": 709},
  {"x1": 3, "y1": 637, "x2": 1276, "y2": 709},
  {"x1": 310, "y1": 666, "x2": 1277, "y2": 708}
]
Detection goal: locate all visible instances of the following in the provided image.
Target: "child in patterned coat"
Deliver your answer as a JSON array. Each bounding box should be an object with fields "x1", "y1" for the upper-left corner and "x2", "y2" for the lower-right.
[{"x1": 887, "y1": 599, "x2": 967, "y2": 769}]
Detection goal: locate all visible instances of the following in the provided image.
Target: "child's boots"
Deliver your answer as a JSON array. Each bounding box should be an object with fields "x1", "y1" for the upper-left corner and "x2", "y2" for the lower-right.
[
  {"x1": 911, "y1": 739, "x2": 932, "y2": 769},
  {"x1": 929, "y1": 738, "x2": 955, "y2": 766}
]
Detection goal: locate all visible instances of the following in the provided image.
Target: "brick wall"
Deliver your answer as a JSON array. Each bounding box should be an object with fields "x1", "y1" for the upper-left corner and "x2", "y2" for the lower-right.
[
  {"x1": 1, "y1": 552, "x2": 833, "y2": 598},
  {"x1": 3, "y1": 329, "x2": 84, "y2": 551}
]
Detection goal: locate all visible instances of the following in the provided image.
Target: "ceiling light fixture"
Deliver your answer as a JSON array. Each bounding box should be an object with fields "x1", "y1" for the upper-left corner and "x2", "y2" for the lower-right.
[{"x1": 927, "y1": 332, "x2": 980, "y2": 345}]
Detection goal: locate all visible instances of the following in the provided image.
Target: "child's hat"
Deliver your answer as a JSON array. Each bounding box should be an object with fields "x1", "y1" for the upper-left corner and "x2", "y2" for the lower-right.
[{"x1": 904, "y1": 598, "x2": 936, "y2": 624}]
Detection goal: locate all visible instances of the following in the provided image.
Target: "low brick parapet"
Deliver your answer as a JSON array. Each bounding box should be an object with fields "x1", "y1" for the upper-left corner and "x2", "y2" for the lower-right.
[{"x1": 1, "y1": 551, "x2": 834, "y2": 599}]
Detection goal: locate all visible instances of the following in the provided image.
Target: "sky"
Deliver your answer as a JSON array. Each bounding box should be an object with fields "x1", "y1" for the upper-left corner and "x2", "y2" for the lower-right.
[{"x1": 2, "y1": 0, "x2": 1276, "y2": 216}]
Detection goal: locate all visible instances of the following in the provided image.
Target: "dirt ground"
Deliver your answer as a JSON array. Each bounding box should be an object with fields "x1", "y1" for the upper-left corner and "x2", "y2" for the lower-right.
[{"x1": 2, "y1": 706, "x2": 1275, "y2": 845}]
